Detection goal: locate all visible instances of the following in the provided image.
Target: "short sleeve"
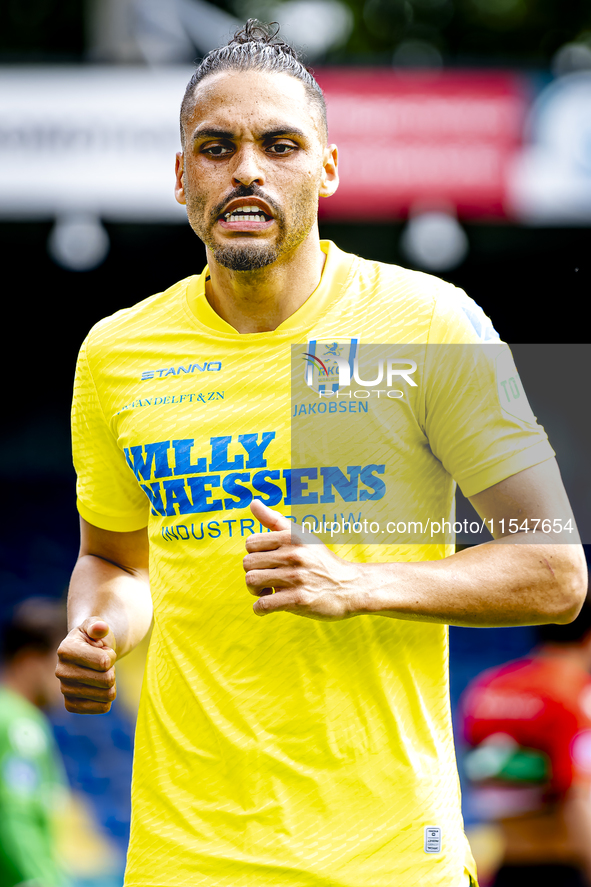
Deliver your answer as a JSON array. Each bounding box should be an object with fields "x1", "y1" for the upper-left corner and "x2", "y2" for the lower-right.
[
  {"x1": 72, "y1": 337, "x2": 149, "y2": 532},
  {"x1": 422, "y1": 287, "x2": 555, "y2": 498}
]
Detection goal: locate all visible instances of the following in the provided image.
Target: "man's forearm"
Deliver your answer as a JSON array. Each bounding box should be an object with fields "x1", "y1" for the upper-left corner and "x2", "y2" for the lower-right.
[
  {"x1": 68, "y1": 554, "x2": 153, "y2": 657},
  {"x1": 354, "y1": 536, "x2": 587, "y2": 627}
]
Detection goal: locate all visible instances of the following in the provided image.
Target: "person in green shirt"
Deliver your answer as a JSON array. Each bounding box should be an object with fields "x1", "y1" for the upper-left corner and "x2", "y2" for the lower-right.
[{"x1": 0, "y1": 598, "x2": 68, "y2": 887}]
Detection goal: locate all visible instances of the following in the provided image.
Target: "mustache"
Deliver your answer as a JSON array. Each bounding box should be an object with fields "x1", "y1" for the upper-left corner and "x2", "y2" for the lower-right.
[{"x1": 211, "y1": 184, "x2": 282, "y2": 220}]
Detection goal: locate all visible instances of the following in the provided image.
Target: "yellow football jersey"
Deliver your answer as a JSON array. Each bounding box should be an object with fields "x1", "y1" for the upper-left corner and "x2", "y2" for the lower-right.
[{"x1": 72, "y1": 241, "x2": 554, "y2": 887}]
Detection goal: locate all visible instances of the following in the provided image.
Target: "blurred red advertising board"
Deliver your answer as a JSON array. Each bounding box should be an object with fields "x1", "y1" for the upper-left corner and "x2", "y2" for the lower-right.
[{"x1": 316, "y1": 69, "x2": 529, "y2": 220}]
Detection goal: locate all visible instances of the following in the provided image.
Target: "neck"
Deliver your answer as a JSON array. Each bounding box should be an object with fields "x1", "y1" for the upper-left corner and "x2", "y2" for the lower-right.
[{"x1": 204, "y1": 229, "x2": 326, "y2": 333}]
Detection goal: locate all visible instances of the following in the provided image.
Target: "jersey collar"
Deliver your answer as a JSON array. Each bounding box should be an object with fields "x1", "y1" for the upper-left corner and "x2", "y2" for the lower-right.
[{"x1": 185, "y1": 240, "x2": 356, "y2": 338}]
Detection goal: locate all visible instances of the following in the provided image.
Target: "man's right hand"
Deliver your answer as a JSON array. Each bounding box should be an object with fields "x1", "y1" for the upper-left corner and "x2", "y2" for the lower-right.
[{"x1": 55, "y1": 617, "x2": 118, "y2": 714}]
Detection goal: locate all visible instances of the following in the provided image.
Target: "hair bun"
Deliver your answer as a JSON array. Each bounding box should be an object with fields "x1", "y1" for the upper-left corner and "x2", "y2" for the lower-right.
[{"x1": 231, "y1": 19, "x2": 300, "y2": 59}]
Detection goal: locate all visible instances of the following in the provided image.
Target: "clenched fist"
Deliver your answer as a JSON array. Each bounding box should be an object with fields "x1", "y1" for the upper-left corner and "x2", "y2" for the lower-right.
[{"x1": 55, "y1": 618, "x2": 118, "y2": 714}]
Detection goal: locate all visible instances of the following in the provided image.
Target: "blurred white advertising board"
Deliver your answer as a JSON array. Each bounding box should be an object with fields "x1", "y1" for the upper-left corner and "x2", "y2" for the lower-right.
[
  {"x1": 0, "y1": 66, "x2": 190, "y2": 221},
  {"x1": 1, "y1": 65, "x2": 590, "y2": 224},
  {"x1": 507, "y1": 72, "x2": 591, "y2": 224}
]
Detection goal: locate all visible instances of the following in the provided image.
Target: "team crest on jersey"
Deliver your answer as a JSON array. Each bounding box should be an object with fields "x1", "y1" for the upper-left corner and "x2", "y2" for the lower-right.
[{"x1": 303, "y1": 337, "x2": 360, "y2": 393}]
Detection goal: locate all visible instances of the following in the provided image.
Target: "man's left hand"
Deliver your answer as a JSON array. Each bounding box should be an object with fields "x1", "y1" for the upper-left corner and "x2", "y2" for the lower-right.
[{"x1": 243, "y1": 500, "x2": 363, "y2": 619}]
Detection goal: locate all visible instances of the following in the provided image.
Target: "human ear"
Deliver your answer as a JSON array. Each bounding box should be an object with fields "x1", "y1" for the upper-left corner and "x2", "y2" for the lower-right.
[
  {"x1": 174, "y1": 152, "x2": 187, "y2": 205},
  {"x1": 319, "y1": 144, "x2": 339, "y2": 199}
]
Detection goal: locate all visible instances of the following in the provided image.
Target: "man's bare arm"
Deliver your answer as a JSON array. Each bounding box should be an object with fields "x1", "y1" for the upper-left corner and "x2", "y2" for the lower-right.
[
  {"x1": 243, "y1": 459, "x2": 587, "y2": 626},
  {"x1": 55, "y1": 517, "x2": 152, "y2": 713}
]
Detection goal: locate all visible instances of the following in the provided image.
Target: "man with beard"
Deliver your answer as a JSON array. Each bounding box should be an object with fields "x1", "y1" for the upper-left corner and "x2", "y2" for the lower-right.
[{"x1": 56, "y1": 20, "x2": 586, "y2": 887}]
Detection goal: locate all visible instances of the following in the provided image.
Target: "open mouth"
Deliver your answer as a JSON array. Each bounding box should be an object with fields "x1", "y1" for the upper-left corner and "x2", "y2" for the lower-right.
[
  {"x1": 221, "y1": 205, "x2": 273, "y2": 223},
  {"x1": 218, "y1": 204, "x2": 275, "y2": 231}
]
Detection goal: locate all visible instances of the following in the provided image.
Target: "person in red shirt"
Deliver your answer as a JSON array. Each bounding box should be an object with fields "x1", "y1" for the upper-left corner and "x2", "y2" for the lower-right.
[{"x1": 461, "y1": 585, "x2": 591, "y2": 887}]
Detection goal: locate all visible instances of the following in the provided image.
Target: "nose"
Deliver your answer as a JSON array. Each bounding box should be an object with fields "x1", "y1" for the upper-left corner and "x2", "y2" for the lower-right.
[{"x1": 231, "y1": 145, "x2": 265, "y2": 188}]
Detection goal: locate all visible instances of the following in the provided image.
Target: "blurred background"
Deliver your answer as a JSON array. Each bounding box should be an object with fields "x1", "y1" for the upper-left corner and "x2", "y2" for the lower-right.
[{"x1": 0, "y1": 0, "x2": 589, "y2": 884}]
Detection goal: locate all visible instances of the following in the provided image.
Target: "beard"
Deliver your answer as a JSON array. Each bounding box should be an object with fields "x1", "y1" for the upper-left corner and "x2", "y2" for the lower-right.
[
  {"x1": 184, "y1": 182, "x2": 318, "y2": 272},
  {"x1": 211, "y1": 243, "x2": 279, "y2": 271}
]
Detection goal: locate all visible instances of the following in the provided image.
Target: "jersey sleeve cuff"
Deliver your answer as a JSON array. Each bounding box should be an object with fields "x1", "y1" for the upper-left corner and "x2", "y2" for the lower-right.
[
  {"x1": 457, "y1": 441, "x2": 556, "y2": 499},
  {"x1": 77, "y1": 498, "x2": 149, "y2": 533}
]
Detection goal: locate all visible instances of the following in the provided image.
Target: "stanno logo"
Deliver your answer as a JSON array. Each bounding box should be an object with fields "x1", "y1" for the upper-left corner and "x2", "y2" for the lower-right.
[{"x1": 141, "y1": 361, "x2": 222, "y2": 381}]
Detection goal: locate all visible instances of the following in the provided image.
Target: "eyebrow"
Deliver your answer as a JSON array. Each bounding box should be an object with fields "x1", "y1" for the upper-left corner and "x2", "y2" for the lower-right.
[
  {"x1": 191, "y1": 125, "x2": 308, "y2": 143},
  {"x1": 192, "y1": 127, "x2": 234, "y2": 142}
]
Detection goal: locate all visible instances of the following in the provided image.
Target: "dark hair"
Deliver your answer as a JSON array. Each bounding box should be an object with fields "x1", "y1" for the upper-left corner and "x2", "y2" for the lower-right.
[
  {"x1": 536, "y1": 581, "x2": 591, "y2": 644},
  {"x1": 1, "y1": 598, "x2": 67, "y2": 664},
  {"x1": 180, "y1": 19, "x2": 328, "y2": 147}
]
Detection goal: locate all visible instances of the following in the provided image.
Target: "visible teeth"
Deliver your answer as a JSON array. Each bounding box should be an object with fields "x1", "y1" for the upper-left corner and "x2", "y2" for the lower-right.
[
  {"x1": 224, "y1": 209, "x2": 267, "y2": 222},
  {"x1": 224, "y1": 206, "x2": 267, "y2": 217}
]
